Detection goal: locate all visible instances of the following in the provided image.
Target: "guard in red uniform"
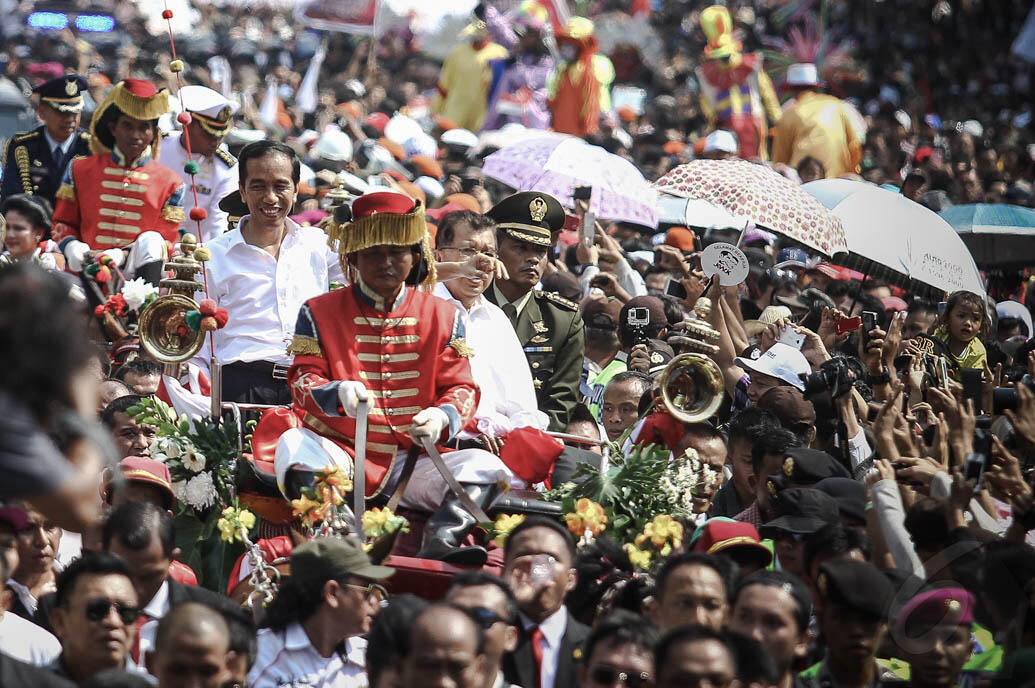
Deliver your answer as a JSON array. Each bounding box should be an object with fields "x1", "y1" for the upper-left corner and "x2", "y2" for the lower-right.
[
  {"x1": 262, "y1": 191, "x2": 518, "y2": 566},
  {"x1": 52, "y1": 79, "x2": 185, "y2": 285}
]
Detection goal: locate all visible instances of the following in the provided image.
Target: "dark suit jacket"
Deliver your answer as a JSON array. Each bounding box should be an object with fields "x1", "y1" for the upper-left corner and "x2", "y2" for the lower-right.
[
  {"x1": 34, "y1": 578, "x2": 239, "y2": 635},
  {"x1": 1, "y1": 125, "x2": 92, "y2": 207},
  {"x1": 485, "y1": 287, "x2": 585, "y2": 432},
  {"x1": 502, "y1": 610, "x2": 591, "y2": 688}
]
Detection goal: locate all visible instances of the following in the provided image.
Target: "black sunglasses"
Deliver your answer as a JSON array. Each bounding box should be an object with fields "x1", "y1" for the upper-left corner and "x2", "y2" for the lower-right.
[
  {"x1": 83, "y1": 598, "x2": 139, "y2": 624},
  {"x1": 590, "y1": 666, "x2": 653, "y2": 688},
  {"x1": 468, "y1": 606, "x2": 510, "y2": 630}
]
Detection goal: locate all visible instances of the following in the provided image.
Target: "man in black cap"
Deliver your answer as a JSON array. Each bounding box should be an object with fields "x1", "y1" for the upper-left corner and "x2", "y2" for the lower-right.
[
  {"x1": 758, "y1": 486, "x2": 841, "y2": 578},
  {"x1": 800, "y1": 559, "x2": 901, "y2": 687},
  {"x1": 485, "y1": 192, "x2": 585, "y2": 431},
  {"x1": 1, "y1": 75, "x2": 91, "y2": 206}
]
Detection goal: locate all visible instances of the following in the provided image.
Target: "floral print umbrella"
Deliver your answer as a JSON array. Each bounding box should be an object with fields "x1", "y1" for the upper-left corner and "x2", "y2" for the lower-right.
[
  {"x1": 654, "y1": 159, "x2": 847, "y2": 256},
  {"x1": 483, "y1": 137, "x2": 659, "y2": 227}
]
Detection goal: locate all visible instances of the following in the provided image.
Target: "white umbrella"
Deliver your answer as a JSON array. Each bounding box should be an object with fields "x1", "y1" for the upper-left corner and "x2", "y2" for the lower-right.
[
  {"x1": 802, "y1": 179, "x2": 985, "y2": 298},
  {"x1": 483, "y1": 136, "x2": 658, "y2": 227}
]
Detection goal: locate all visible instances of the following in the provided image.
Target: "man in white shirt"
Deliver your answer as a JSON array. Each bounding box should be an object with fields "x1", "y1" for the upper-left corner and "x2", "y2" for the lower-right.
[
  {"x1": 432, "y1": 210, "x2": 548, "y2": 450},
  {"x1": 248, "y1": 537, "x2": 394, "y2": 688},
  {"x1": 193, "y1": 140, "x2": 344, "y2": 405},
  {"x1": 501, "y1": 517, "x2": 590, "y2": 688},
  {"x1": 0, "y1": 508, "x2": 61, "y2": 666},
  {"x1": 157, "y1": 85, "x2": 239, "y2": 243}
]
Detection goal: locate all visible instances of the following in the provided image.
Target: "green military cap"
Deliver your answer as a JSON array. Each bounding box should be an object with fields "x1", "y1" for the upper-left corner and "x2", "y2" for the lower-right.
[
  {"x1": 487, "y1": 191, "x2": 565, "y2": 247},
  {"x1": 290, "y1": 536, "x2": 394, "y2": 591}
]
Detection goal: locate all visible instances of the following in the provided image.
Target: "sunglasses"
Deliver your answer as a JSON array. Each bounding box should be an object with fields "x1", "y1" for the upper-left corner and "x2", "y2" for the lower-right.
[
  {"x1": 468, "y1": 606, "x2": 511, "y2": 630},
  {"x1": 83, "y1": 598, "x2": 139, "y2": 624},
  {"x1": 590, "y1": 666, "x2": 653, "y2": 688},
  {"x1": 342, "y1": 581, "x2": 389, "y2": 604}
]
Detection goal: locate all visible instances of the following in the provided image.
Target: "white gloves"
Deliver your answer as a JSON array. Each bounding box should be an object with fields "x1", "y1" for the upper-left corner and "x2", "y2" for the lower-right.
[
  {"x1": 63, "y1": 240, "x2": 90, "y2": 272},
  {"x1": 337, "y1": 381, "x2": 370, "y2": 418},
  {"x1": 409, "y1": 407, "x2": 449, "y2": 442}
]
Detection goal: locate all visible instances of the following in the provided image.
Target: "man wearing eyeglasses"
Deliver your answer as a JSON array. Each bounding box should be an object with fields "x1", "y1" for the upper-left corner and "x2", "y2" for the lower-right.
[
  {"x1": 248, "y1": 537, "x2": 394, "y2": 688},
  {"x1": 446, "y1": 572, "x2": 521, "y2": 688},
  {"x1": 47, "y1": 551, "x2": 140, "y2": 684},
  {"x1": 432, "y1": 210, "x2": 547, "y2": 455},
  {"x1": 578, "y1": 610, "x2": 657, "y2": 688}
]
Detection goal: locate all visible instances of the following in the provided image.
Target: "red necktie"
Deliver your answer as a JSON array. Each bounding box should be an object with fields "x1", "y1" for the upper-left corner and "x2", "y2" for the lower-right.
[
  {"x1": 530, "y1": 626, "x2": 545, "y2": 688},
  {"x1": 130, "y1": 614, "x2": 150, "y2": 664}
]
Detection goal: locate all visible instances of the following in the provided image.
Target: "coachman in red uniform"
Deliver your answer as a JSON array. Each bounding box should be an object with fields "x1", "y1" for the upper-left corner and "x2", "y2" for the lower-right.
[
  {"x1": 52, "y1": 79, "x2": 184, "y2": 285},
  {"x1": 259, "y1": 192, "x2": 518, "y2": 566}
]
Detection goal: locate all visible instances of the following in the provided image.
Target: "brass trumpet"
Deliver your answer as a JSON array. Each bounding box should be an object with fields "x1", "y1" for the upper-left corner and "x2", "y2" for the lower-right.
[
  {"x1": 657, "y1": 297, "x2": 724, "y2": 424},
  {"x1": 137, "y1": 234, "x2": 206, "y2": 365}
]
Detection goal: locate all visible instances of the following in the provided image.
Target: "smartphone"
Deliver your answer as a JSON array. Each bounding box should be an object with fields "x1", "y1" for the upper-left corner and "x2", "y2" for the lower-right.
[
  {"x1": 960, "y1": 368, "x2": 984, "y2": 414},
  {"x1": 573, "y1": 185, "x2": 592, "y2": 202},
  {"x1": 581, "y1": 210, "x2": 596, "y2": 247},
  {"x1": 937, "y1": 357, "x2": 950, "y2": 391},
  {"x1": 835, "y1": 316, "x2": 862, "y2": 336},
  {"x1": 665, "y1": 277, "x2": 688, "y2": 300},
  {"x1": 965, "y1": 431, "x2": 990, "y2": 490},
  {"x1": 861, "y1": 311, "x2": 878, "y2": 337},
  {"x1": 778, "y1": 326, "x2": 806, "y2": 350}
]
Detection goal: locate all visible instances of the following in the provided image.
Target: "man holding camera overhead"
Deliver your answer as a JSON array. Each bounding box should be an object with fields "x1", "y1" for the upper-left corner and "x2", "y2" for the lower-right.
[{"x1": 485, "y1": 192, "x2": 585, "y2": 432}]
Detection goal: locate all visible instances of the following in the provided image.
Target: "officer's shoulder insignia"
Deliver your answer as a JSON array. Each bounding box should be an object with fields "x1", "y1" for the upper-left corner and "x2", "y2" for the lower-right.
[
  {"x1": 13, "y1": 130, "x2": 39, "y2": 142},
  {"x1": 215, "y1": 149, "x2": 237, "y2": 167},
  {"x1": 450, "y1": 337, "x2": 474, "y2": 358},
  {"x1": 783, "y1": 457, "x2": 794, "y2": 476},
  {"x1": 650, "y1": 351, "x2": 664, "y2": 364},
  {"x1": 541, "y1": 291, "x2": 578, "y2": 311},
  {"x1": 532, "y1": 321, "x2": 549, "y2": 333},
  {"x1": 78, "y1": 131, "x2": 91, "y2": 140}
]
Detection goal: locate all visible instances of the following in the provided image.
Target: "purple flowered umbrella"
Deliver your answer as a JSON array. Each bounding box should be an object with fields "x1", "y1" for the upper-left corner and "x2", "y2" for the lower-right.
[
  {"x1": 655, "y1": 159, "x2": 847, "y2": 256},
  {"x1": 483, "y1": 137, "x2": 658, "y2": 227}
]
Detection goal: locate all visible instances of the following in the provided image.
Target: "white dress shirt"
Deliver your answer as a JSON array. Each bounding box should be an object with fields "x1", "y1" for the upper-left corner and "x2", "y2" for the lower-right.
[
  {"x1": 0, "y1": 610, "x2": 61, "y2": 666},
  {"x1": 157, "y1": 132, "x2": 238, "y2": 243},
  {"x1": 248, "y1": 622, "x2": 368, "y2": 688},
  {"x1": 520, "y1": 607, "x2": 569, "y2": 688},
  {"x1": 434, "y1": 283, "x2": 547, "y2": 435},
  {"x1": 125, "y1": 579, "x2": 171, "y2": 674},
  {"x1": 43, "y1": 129, "x2": 76, "y2": 161},
  {"x1": 193, "y1": 216, "x2": 345, "y2": 373}
]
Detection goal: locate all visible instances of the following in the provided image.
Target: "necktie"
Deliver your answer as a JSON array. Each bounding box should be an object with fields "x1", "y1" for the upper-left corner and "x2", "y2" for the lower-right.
[
  {"x1": 130, "y1": 613, "x2": 150, "y2": 664},
  {"x1": 53, "y1": 146, "x2": 63, "y2": 167},
  {"x1": 502, "y1": 303, "x2": 518, "y2": 328},
  {"x1": 530, "y1": 626, "x2": 545, "y2": 688}
]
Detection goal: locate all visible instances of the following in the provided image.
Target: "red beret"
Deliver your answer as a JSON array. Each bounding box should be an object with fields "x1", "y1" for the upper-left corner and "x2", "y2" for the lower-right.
[
  {"x1": 896, "y1": 587, "x2": 974, "y2": 634},
  {"x1": 121, "y1": 78, "x2": 159, "y2": 98},
  {"x1": 692, "y1": 519, "x2": 772, "y2": 567},
  {"x1": 665, "y1": 226, "x2": 696, "y2": 252},
  {"x1": 352, "y1": 192, "x2": 417, "y2": 221},
  {"x1": 105, "y1": 456, "x2": 175, "y2": 510}
]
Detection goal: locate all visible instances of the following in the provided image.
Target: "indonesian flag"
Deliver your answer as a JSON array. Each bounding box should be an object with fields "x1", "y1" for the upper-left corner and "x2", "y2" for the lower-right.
[{"x1": 156, "y1": 362, "x2": 212, "y2": 421}]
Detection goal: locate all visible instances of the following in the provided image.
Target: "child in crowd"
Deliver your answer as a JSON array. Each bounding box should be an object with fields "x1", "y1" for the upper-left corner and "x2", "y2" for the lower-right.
[{"x1": 933, "y1": 290, "x2": 989, "y2": 370}]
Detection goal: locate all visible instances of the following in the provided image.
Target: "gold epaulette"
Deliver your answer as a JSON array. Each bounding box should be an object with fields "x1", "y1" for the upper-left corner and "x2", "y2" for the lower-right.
[
  {"x1": 287, "y1": 334, "x2": 322, "y2": 356},
  {"x1": 450, "y1": 337, "x2": 475, "y2": 357},
  {"x1": 56, "y1": 184, "x2": 76, "y2": 202},
  {"x1": 541, "y1": 290, "x2": 579, "y2": 311},
  {"x1": 162, "y1": 206, "x2": 186, "y2": 223},
  {"x1": 215, "y1": 149, "x2": 237, "y2": 168},
  {"x1": 12, "y1": 131, "x2": 40, "y2": 142}
]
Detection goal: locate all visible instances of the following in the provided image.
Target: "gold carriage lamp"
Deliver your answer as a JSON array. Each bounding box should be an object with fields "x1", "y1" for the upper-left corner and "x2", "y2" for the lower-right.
[
  {"x1": 137, "y1": 233, "x2": 207, "y2": 367},
  {"x1": 658, "y1": 297, "x2": 724, "y2": 424}
]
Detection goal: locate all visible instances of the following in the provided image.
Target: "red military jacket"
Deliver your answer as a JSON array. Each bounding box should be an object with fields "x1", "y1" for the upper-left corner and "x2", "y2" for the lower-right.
[
  {"x1": 52, "y1": 147, "x2": 185, "y2": 249},
  {"x1": 285, "y1": 281, "x2": 480, "y2": 497}
]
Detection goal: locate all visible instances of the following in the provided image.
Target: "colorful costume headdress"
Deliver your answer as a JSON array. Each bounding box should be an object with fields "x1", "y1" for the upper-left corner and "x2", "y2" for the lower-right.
[
  {"x1": 324, "y1": 191, "x2": 436, "y2": 287},
  {"x1": 700, "y1": 6, "x2": 743, "y2": 61},
  {"x1": 89, "y1": 79, "x2": 170, "y2": 157}
]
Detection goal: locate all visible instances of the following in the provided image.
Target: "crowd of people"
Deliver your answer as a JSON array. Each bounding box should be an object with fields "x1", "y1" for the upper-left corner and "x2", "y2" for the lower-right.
[{"x1": 2, "y1": 0, "x2": 1035, "y2": 687}]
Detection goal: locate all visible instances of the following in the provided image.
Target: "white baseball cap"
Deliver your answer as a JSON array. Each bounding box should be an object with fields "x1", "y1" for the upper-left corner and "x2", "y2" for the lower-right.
[
  {"x1": 703, "y1": 130, "x2": 738, "y2": 154},
  {"x1": 996, "y1": 300, "x2": 1032, "y2": 338},
  {"x1": 786, "y1": 63, "x2": 819, "y2": 87},
  {"x1": 735, "y1": 342, "x2": 810, "y2": 391}
]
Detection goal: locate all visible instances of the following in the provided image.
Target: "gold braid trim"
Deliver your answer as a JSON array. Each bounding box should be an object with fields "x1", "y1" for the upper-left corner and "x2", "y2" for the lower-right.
[
  {"x1": 325, "y1": 202, "x2": 436, "y2": 287},
  {"x1": 162, "y1": 205, "x2": 186, "y2": 223},
  {"x1": 449, "y1": 338, "x2": 474, "y2": 358},
  {"x1": 14, "y1": 146, "x2": 32, "y2": 194},
  {"x1": 287, "y1": 335, "x2": 322, "y2": 356},
  {"x1": 56, "y1": 184, "x2": 76, "y2": 202}
]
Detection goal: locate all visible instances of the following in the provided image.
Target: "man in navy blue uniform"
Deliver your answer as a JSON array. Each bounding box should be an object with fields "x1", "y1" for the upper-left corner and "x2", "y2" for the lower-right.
[{"x1": 1, "y1": 75, "x2": 92, "y2": 207}]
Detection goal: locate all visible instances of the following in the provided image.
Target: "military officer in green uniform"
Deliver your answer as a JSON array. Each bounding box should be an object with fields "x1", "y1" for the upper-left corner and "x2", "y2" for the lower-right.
[
  {"x1": 1, "y1": 75, "x2": 92, "y2": 207},
  {"x1": 485, "y1": 192, "x2": 585, "y2": 432}
]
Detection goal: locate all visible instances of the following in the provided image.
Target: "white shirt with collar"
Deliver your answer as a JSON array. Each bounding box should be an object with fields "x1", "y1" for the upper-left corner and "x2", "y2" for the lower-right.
[
  {"x1": 192, "y1": 216, "x2": 345, "y2": 374},
  {"x1": 43, "y1": 129, "x2": 76, "y2": 161},
  {"x1": 248, "y1": 621, "x2": 368, "y2": 688},
  {"x1": 520, "y1": 606, "x2": 569, "y2": 688},
  {"x1": 157, "y1": 132, "x2": 237, "y2": 243},
  {"x1": 125, "y1": 579, "x2": 171, "y2": 674},
  {"x1": 0, "y1": 609, "x2": 61, "y2": 666},
  {"x1": 433, "y1": 282, "x2": 547, "y2": 436}
]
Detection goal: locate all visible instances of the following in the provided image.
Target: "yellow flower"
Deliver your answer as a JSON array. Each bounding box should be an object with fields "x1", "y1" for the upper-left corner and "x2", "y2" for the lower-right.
[
  {"x1": 493, "y1": 514, "x2": 525, "y2": 547},
  {"x1": 238, "y1": 509, "x2": 256, "y2": 532},
  {"x1": 216, "y1": 506, "x2": 256, "y2": 543},
  {"x1": 624, "y1": 543, "x2": 652, "y2": 570},
  {"x1": 216, "y1": 517, "x2": 237, "y2": 543},
  {"x1": 362, "y1": 508, "x2": 394, "y2": 538},
  {"x1": 317, "y1": 464, "x2": 352, "y2": 492},
  {"x1": 574, "y1": 498, "x2": 607, "y2": 536},
  {"x1": 564, "y1": 513, "x2": 584, "y2": 535},
  {"x1": 638, "y1": 515, "x2": 684, "y2": 552},
  {"x1": 320, "y1": 485, "x2": 344, "y2": 507},
  {"x1": 291, "y1": 493, "x2": 321, "y2": 524}
]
